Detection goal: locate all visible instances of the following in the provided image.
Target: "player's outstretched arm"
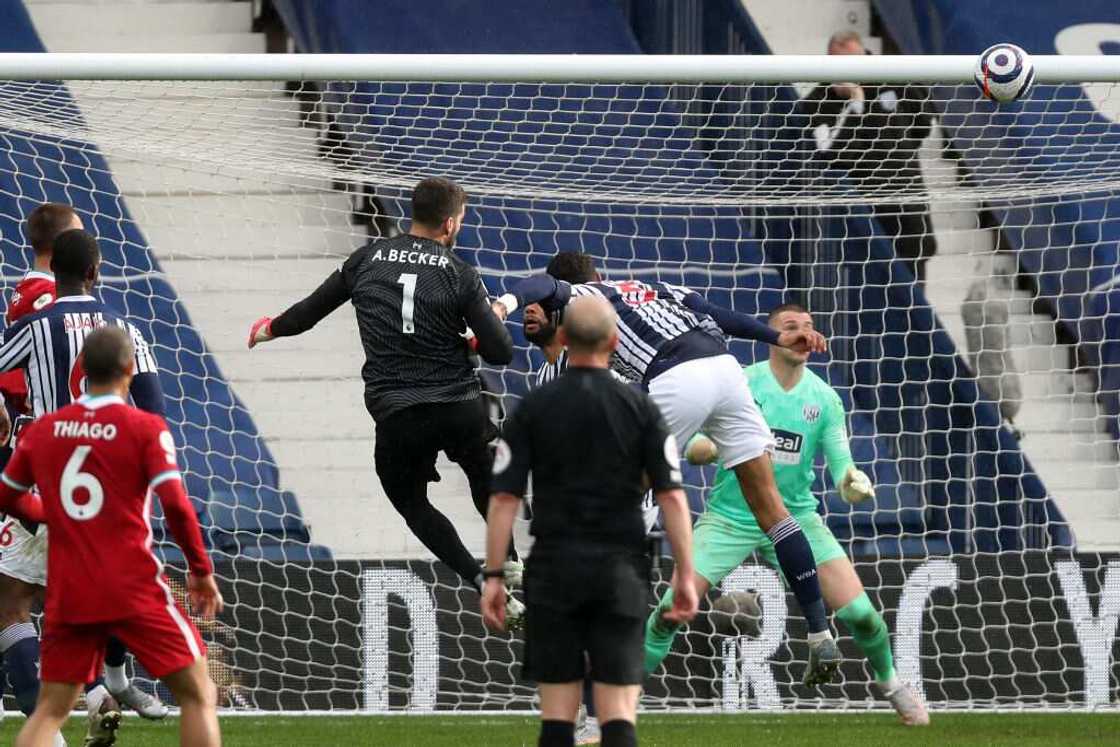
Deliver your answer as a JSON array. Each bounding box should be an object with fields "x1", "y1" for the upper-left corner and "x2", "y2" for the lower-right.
[
  {"x1": 491, "y1": 273, "x2": 572, "y2": 321},
  {"x1": 248, "y1": 270, "x2": 351, "y2": 348},
  {"x1": 655, "y1": 487, "x2": 698, "y2": 625},
  {"x1": 679, "y1": 292, "x2": 827, "y2": 353},
  {"x1": 481, "y1": 491, "x2": 521, "y2": 632},
  {"x1": 459, "y1": 267, "x2": 514, "y2": 365}
]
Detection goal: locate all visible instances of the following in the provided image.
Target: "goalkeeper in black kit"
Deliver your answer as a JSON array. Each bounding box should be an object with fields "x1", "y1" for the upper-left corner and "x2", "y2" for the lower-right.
[
  {"x1": 482, "y1": 296, "x2": 698, "y2": 747},
  {"x1": 247, "y1": 176, "x2": 526, "y2": 623}
]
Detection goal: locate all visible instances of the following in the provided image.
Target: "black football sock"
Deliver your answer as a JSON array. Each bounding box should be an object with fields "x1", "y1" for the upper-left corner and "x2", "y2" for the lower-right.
[
  {"x1": 600, "y1": 719, "x2": 637, "y2": 747},
  {"x1": 538, "y1": 719, "x2": 575, "y2": 747}
]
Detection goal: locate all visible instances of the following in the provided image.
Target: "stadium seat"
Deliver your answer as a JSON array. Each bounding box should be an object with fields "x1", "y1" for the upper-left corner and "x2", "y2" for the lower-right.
[
  {"x1": 209, "y1": 486, "x2": 313, "y2": 552},
  {"x1": 237, "y1": 539, "x2": 334, "y2": 563}
]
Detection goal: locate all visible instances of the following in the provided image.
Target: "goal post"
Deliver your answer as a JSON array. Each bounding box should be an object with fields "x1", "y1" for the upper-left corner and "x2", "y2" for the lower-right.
[{"x1": 0, "y1": 53, "x2": 1117, "y2": 712}]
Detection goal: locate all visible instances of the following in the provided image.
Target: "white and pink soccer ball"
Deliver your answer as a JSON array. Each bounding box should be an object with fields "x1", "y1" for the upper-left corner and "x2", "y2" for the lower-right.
[{"x1": 974, "y1": 43, "x2": 1035, "y2": 103}]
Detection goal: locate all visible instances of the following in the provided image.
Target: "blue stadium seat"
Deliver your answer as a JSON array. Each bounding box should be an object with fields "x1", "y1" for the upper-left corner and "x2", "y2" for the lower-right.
[
  {"x1": 209, "y1": 486, "x2": 312, "y2": 552},
  {"x1": 237, "y1": 540, "x2": 334, "y2": 563}
]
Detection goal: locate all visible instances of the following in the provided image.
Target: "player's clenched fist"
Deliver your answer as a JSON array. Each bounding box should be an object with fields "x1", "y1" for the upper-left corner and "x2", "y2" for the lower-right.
[
  {"x1": 188, "y1": 573, "x2": 224, "y2": 619},
  {"x1": 480, "y1": 578, "x2": 507, "y2": 632},
  {"x1": 839, "y1": 466, "x2": 875, "y2": 503}
]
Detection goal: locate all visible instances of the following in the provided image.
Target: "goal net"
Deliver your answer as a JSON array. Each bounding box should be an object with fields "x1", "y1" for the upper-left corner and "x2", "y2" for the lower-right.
[{"x1": 0, "y1": 57, "x2": 1118, "y2": 713}]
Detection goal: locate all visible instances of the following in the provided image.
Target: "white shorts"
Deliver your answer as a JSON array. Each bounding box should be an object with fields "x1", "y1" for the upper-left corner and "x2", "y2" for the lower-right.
[
  {"x1": 648, "y1": 354, "x2": 774, "y2": 470},
  {"x1": 0, "y1": 518, "x2": 47, "y2": 587}
]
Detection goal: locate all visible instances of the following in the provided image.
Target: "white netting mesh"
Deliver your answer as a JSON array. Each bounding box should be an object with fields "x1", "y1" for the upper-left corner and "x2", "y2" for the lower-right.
[{"x1": 0, "y1": 76, "x2": 1117, "y2": 711}]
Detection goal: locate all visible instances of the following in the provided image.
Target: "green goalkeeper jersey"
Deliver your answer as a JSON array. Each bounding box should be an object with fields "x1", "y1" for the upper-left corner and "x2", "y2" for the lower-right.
[{"x1": 707, "y1": 361, "x2": 854, "y2": 525}]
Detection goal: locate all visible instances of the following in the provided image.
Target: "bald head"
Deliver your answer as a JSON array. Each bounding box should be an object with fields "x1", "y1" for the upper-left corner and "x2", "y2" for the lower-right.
[{"x1": 561, "y1": 296, "x2": 617, "y2": 355}]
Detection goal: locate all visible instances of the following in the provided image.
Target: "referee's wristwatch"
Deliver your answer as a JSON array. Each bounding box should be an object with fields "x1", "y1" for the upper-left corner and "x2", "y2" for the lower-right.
[{"x1": 481, "y1": 568, "x2": 506, "y2": 581}]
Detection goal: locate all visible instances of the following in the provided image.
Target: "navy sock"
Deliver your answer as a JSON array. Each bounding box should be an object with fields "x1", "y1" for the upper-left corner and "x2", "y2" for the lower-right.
[
  {"x1": 600, "y1": 719, "x2": 637, "y2": 747},
  {"x1": 767, "y1": 516, "x2": 828, "y2": 633},
  {"x1": 85, "y1": 676, "x2": 106, "y2": 693},
  {"x1": 538, "y1": 719, "x2": 575, "y2": 747},
  {"x1": 582, "y1": 676, "x2": 596, "y2": 718},
  {"x1": 0, "y1": 622, "x2": 40, "y2": 715},
  {"x1": 105, "y1": 637, "x2": 127, "y2": 668}
]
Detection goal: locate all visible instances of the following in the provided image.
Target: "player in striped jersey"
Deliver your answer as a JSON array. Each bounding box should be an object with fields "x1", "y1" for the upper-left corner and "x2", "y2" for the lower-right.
[
  {"x1": 0, "y1": 204, "x2": 81, "y2": 422},
  {"x1": 493, "y1": 256, "x2": 843, "y2": 684},
  {"x1": 0, "y1": 229, "x2": 168, "y2": 745}
]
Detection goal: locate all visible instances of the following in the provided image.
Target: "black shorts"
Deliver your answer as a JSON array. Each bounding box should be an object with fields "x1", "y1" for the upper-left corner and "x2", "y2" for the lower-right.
[
  {"x1": 373, "y1": 397, "x2": 493, "y2": 503},
  {"x1": 522, "y1": 549, "x2": 649, "y2": 685}
]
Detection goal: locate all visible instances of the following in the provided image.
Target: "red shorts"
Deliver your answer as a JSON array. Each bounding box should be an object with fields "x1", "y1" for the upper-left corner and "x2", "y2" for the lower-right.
[{"x1": 41, "y1": 602, "x2": 206, "y2": 683}]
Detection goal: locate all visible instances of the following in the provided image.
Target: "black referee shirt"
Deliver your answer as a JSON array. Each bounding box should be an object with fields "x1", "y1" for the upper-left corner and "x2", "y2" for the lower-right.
[
  {"x1": 269, "y1": 234, "x2": 513, "y2": 421},
  {"x1": 492, "y1": 366, "x2": 681, "y2": 555}
]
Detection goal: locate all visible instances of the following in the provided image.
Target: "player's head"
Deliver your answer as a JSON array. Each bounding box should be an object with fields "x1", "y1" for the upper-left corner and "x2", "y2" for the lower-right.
[
  {"x1": 768, "y1": 303, "x2": 813, "y2": 366},
  {"x1": 50, "y1": 228, "x2": 101, "y2": 293},
  {"x1": 81, "y1": 326, "x2": 135, "y2": 395},
  {"x1": 827, "y1": 30, "x2": 865, "y2": 56},
  {"x1": 523, "y1": 303, "x2": 558, "y2": 347},
  {"x1": 546, "y1": 251, "x2": 600, "y2": 284},
  {"x1": 559, "y1": 296, "x2": 617, "y2": 362},
  {"x1": 27, "y1": 202, "x2": 83, "y2": 258},
  {"x1": 411, "y1": 176, "x2": 467, "y2": 248}
]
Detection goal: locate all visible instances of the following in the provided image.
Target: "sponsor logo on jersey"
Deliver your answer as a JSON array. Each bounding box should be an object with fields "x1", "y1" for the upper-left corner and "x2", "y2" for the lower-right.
[
  {"x1": 771, "y1": 428, "x2": 803, "y2": 465},
  {"x1": 32, "y1": 293, "x2": 53, "y2": 310},
  {"x1": 802, "y1": 404, "x2": 821, "y2": 423}
]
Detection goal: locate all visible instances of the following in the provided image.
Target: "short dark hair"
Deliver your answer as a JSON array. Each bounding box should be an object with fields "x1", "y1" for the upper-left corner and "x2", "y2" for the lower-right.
[
  {"x1": 82, "y1": 326, "x2": 133, "y2": 386},
  {"x1": 411, "y1": 177, "x2": 467, "y2": 227},
  {"x1": 27, "y1": 203, "x2": 78, "y2": 255},
  {"x1": 546, "y1": 252, "x2": 598, "y2": 284},
  {"x1": 50, "y1": 229, "x2": 101, "y2": 284},
  {"x1": 768, "y1": 302, "x2": 809, "y2": 321}
]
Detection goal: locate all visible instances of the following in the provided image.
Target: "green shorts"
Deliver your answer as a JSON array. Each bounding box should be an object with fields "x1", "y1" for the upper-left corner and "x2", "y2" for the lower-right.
[{"x1": 693, "y1": 509, "x2": 847, "y2": 588}]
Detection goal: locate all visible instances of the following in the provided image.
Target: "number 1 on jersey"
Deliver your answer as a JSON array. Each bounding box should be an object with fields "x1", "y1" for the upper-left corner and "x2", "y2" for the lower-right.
[{"x1": 398, "y1": 272, "x2": 417, "y2": 334}]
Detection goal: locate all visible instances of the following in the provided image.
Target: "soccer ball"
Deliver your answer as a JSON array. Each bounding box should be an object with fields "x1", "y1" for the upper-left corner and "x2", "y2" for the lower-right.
[
  {"x1": 974, "y1": 43, "x2": 1035, "y2": 103},
  {"x1": 710, "y1": 590, "x2": 762, "y2": 637}
]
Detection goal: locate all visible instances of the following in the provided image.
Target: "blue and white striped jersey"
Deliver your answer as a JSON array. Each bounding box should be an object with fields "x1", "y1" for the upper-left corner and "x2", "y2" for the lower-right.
[
  {"x1": 568, "y1": 280, "x2": 725, "y2": 382},
  {"x1": 0, "y1": 296, "x2": 159, "y2": 417}
]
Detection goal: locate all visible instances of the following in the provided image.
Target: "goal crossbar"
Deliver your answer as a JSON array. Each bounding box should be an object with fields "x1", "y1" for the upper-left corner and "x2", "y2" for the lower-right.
[{"x1": 0, "y1": 53, "x2": 1117, "y2": 82}]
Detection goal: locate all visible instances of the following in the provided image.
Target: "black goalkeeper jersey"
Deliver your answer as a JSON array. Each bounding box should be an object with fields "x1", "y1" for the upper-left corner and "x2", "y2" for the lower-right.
[{"x1": 269, "y1": 234, "x2": 513, "y2": 421}]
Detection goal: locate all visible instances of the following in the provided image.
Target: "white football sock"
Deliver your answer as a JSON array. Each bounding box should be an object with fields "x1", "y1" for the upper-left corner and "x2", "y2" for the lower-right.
[{"x1": 105, "y1": 664, "x2": 129, "y2": 693}]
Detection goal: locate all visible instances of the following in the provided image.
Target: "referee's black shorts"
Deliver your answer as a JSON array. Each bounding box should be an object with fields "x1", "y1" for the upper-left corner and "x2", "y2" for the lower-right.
[{"x1": 522, "y1": 547, "x2": 649, "y2": 685}]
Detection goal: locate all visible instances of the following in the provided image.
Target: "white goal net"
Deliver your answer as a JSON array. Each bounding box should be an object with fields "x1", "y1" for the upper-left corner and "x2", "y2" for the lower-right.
[{"x1": 0, "y1": 56, "x2": 1117, "y2": 712}]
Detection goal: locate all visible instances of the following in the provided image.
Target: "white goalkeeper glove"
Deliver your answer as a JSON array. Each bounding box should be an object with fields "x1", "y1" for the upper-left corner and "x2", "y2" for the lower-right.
[
  {"x1": 684, "y1": 434, "x2": 718, "y2": 465},
  {"x1": 839, "y1": 466, "x2": 875, "y2": 504}
]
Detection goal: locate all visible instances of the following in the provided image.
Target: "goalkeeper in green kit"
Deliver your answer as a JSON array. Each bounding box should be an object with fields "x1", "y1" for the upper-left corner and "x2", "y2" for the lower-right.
[{"x1": 642, "y1": 304, "x2": 930, "y2": 726}]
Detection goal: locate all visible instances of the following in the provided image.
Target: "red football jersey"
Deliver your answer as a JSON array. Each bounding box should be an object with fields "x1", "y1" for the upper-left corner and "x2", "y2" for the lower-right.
[
  {"x1": 1, "y1": 394, "x2": 211, "y2": 624},
  {"x1": 6, "y1": 270, "x2": 56, "y2": 324},
  {"x1": 0, "y1": 271, "x2": 56, "y2": 400}
]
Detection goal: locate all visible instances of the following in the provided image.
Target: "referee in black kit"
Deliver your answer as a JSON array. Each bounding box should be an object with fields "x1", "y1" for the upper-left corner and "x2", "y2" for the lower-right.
[{"x1": 482, "y1": 296, "x2": 698, "y2": 747}]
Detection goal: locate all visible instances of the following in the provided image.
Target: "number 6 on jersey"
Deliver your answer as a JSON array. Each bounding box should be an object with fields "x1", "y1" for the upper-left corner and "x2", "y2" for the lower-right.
[{"x1": 60, "y1": 445, "x2": 104, "y2": 521}]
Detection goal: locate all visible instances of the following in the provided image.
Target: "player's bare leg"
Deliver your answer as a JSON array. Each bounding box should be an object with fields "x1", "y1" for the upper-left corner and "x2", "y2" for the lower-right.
[
  {"x1": 731, "y1": 455, "x2": 839, "y2": 685},
  {"x1": 0, "y1": 574, "x2": 45, "y2": 716},
  {"x1": 592, "y1": 683, "x2": 640, "y2": 746},
  {"x1": 162, "y1": 658, "x2": 221, "y2": 747},
  {"x1": 818, "y1": 557, "x2": 929, "y2": 725},
  {"x1": 14, "y1": 681, "x2": 81, "y2": 747},
  {"x1": 537, "y1": 682, "x2": 581, "y2": 745}
]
